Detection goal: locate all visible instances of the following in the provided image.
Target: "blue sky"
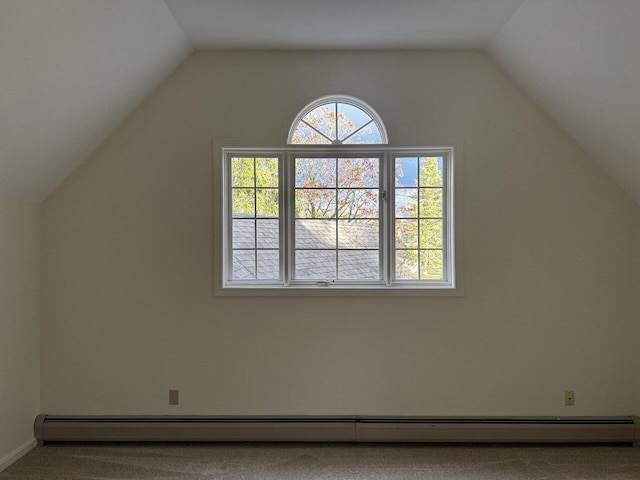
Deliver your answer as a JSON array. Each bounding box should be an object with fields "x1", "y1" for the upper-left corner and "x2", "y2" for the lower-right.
[{"x1": 396, "y1": 157, "x2": 443, "y2": 186}]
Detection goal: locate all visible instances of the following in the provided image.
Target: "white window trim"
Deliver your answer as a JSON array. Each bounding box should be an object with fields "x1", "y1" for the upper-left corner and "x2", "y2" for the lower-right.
[{"x1": 213, "y1": 140, "x2": 463, "y2": 297}]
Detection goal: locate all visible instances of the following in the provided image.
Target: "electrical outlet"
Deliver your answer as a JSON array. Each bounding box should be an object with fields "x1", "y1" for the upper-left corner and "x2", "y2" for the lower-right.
[
  {"x1": 169, "y1": 389, "x2": 179, "y2": 405},
  {"x1": 565, "y1": 390, "x2": 574, "y2": 406}
]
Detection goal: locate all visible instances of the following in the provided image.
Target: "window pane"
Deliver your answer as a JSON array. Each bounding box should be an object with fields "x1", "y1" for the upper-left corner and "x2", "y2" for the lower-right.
[
  {"x1": 256, "y1": 188, "x2": 279, "y2": 217},
  {"x1": 232, "y1": 189, "x2": 254, "y2": 217},
  {"x1": 396, "y1": 250, "x2": 419, "y2": 280},
  {"x1": 338, "y1": 158, "x2": 379, "y2": 188},
  {"x1": 395, "y1": 219, "x2": 418, "y2": 249},
  {"x1": 420, "y1": 220, "x2": 443, "y2": 249},
  {"x1": 395, "y1": 157, "x2": 418, "y2": 187},
  {"x1": 337, "y1": 189, "x2": 378, "y2": 218},
  {"x1": 295, "y1": 220, "x2": 336, "y2": 249},
  {"x1": 338, "y1": 220, "x2": 378, "y2": 249},
  {"x1": 295, "y1": 250, "x2": 336, "y2": 279},
  {"x1": 257, "y1": 250, "x2": 279, "y2": 280},
  {"x1": 338, "y1": 250, "x2": 379, "y2": 280},
  {"x1": 395, "y1": 188, "x2": 417, "y2": 218},
  {"x1": 295, "y1": 189, "x2": 336, "y2": 219},
  {"x1": 337, "y1": 103, "x2": 372, "y2": 140},
  {"x1": 343, "y1": 122, "x2": 382, "y2": 144},
  {"x1": 302, "y1": 104, "x2": 336, "y2": 141},
  {"x1": 232, "y1": 219, "x2": 255, "y2": 249},
  {"x1": 419, "y1": 188, "x2": 443, "y2": 217},
  {"x1": 419, "y1": 157, "x2": 443, "y2": 187},
  {"x1": 256, "y1": 219, "x2": 279, "y2": 249},
  {"x1": 295, "y1": 158, "x2": 336, "y2": 188},
  {"x1": 420, "y1": 250, "x2": 443, "y2": 280},
  {"x1": 233, "y1": 250, "x2": 255, "y2": 280},
  {"x1": 290, "y1": 122, "x2": 331, "y2": 145},
  {"x1": 255, "y1": 158, "x2": 278, "y2": 187},
  {"x1": 231, "y1": 158, "x2": 255, "y2": 187}
]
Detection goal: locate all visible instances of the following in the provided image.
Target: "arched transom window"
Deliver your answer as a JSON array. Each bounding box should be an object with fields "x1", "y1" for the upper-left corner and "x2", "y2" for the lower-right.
[{"x1": 288, "y1": 95, "x2": 388, "y2": 145}]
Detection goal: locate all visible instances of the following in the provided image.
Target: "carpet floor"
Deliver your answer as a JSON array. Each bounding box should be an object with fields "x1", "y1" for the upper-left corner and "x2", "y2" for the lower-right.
[{"x1": 2, "y1": 443, "x2": 640, "y2": 479}]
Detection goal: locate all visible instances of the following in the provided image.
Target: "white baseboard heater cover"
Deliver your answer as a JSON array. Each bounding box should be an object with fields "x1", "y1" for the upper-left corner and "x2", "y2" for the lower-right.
[{"x1": 35, "y1": 415, "x2": 640, "y2": 446}]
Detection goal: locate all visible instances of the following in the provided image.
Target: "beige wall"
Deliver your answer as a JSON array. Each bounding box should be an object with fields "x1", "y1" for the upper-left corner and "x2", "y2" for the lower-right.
[
  {"x1": 42, "y1": 51, "x2": 640, "y2": 416},
  {"x1": 0, "y1": 201, "x2": 40, "y2": 469}
]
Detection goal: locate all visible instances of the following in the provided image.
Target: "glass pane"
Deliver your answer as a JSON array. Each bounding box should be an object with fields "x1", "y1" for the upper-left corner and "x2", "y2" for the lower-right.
[
  {"x1": 256, "y1": 219, "x2": 279, "y2": 249},
  {"x1": 295, "y1": 220, "x2": 336, "y2": 249},
  {"x1": 231, "y1": 157, "x2": 254, "y2": 187},
  {"x1": 232, "y1": 189, "x2": 254, "y2": 217},
  {"x1": 395, "y1": 157, "x2": 418, "y2": 187},
  {"x1": 420, "y1": 250, "x2": 443, "y2": 280},
  {"x1": 337, "y1": 189, "x2": 378, "y2": 219},
  {"x1": 338, "y1": 220, "x2": 378, "y2": 249},
  {"x1": 395, "y1": 188, "x2": 417, "y2": 218},
  {"x1": 232, "y1": 250, "x2": 255, "y2": 280},
  {"x1": 257, "y1": 250, "x2": 279, "y2": 280},
  {"x1": 343, "y1": 121, "x2": 383, "y2": 144},
  {"x1": 290, "y1": 122, "x2": 331, "y2": 145},
  {"x1": 295, "y1": 158, "x2": 336, "y2": 187},
  {"x1": 420, "y1": 220, "x2": 443, "y2": 249},
  {"x1": 395, "y1": 219, "x2": 418, "y2": 249},
  {"x1": 255, "y1": 158, "x2": 278, "y2": 187},
  {"x1": 419, "y1": 188, "x2": 443, "y2": 218},
  {"x1": 419, "y1": 157, "x2": 443, "y2": 187},
  {"x1": 295, "y1": 189, "x2": 336, "y2": 219},
  {"x1": 337, "y1": 103, "x2": 371, "y2": 140},
  {"x1": 338, "y1": 158, "x2": 379, "y2": 188},
  {"x1": 232, "y1": 219, "x2": 255, "y2": 248},
  {"x1": 338, "y1": 250, "x2": 379, "y2": 280},
  {"x1": 295, "y1": 250, "x2": 336, "y2": 280},
  {"x1": 302, "y1": 104, "x2": 336, "y2": 141},
  {"x1": 256, "y1": 188, "x2": 279, "y2": 217},
  {"x1": 396, "y1": 250, "x2": 419, "y2": 280}
]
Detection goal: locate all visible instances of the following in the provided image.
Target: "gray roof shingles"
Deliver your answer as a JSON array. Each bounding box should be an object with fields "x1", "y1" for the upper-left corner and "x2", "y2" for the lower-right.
[{"x1": 232, "y1": 216, "x2": 380, "y2": 281}]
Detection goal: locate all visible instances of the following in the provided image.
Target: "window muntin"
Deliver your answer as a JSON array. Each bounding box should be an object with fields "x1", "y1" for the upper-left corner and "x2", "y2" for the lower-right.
[
  {"x1": 292, "y1": 156, "x2": 382, "y2": 282},
  {"x1": 223, "y1": 147, "x2": 454, "y2": 290},
  {"x1": 288, "y1": 95, "x2": 388, "y2": 145},
  {"x1": 230, "y1": 156, "x2": 281, "y2": 281},
  {"x1": 393, "y1": 156, "x2": 445, "y2": 281}
]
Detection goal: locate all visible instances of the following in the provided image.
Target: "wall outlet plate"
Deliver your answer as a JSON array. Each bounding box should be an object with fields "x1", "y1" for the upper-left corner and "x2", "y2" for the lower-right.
[
  {"x1": 169, "y1": 389, "x2": 179, "y2": 405},
  {"x1": 565, "y1": 390, "x2": 575, "y2": 406}
]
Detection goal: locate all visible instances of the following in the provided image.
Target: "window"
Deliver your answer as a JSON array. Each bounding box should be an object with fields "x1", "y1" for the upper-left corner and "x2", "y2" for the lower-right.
[
  {"x1": 289, "y1": 95, "x2": 387, "y2": 145},
  {"x1": 218, "y1": 96, "x2": 458, "y2": 294}
]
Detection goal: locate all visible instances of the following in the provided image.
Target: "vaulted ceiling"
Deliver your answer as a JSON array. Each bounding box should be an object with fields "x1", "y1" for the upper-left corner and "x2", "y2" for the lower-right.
[{"x1": 1, "y1": 0, "x2": 639, "y2": 204}]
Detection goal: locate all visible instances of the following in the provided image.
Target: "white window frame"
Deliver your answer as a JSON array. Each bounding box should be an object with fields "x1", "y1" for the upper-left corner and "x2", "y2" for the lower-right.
[{"x1": 215, "y1": 144, "x2": 462, "y2": 296}]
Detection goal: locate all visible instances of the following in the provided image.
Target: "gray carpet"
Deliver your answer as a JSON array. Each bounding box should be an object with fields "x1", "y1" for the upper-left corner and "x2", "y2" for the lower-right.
[{"x1": 2, "y1": 443, "x2": 640, "y2": 479}]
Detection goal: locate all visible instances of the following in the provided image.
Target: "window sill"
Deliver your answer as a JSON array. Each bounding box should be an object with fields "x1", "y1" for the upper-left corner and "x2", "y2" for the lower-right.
[{"x1": 215, "y1": 284, "x2": 463, "y2": 297}]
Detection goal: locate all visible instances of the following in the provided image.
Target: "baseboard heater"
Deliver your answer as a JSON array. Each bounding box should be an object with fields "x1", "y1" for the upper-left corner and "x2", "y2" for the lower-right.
[{"x1": 34, "y1": 415, "x2": 640, "y2": 446}]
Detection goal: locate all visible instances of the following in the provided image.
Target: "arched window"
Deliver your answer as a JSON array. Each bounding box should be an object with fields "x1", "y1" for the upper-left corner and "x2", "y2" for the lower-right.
[
  {"x1": 288, "y1": 95, "x2": 387, "y2": 145},
  {"x1": 218, "y1": 94, "x2": 458, "y2": 294}
]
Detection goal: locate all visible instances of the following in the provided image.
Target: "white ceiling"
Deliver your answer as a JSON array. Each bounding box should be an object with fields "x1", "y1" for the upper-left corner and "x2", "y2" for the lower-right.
[
  {"x1": 0, "y1": 0, "x2": 191, "y2": 202},
  {"x1": 490, "y1": 0, "x2": 640, "y2": 204},
  {"x1": 164, "y1": 0, "x2": 525, "y2": 49},
  {"x1": 1, "y1": 0, "x2": 639, "y2": 205}
]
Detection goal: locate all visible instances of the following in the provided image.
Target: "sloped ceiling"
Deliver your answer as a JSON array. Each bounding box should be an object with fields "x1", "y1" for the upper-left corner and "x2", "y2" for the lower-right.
[
  {"x1": 0, "y1": 0, "x2": 191, "y2": 202},
  {"x1": 1, "y1": 0, "x2": 639, "y2": 205},
  {"x1": 490, "y1": 0, "x2": 640, "y2": 204},
  {"x1": 164, "y1": 0, "x2": 525, "y2": 49}
]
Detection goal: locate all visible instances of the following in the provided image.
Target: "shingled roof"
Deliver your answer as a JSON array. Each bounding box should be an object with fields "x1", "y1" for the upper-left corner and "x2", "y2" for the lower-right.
[{"x1": 232, "y1": 217, "x2": 379, "y2": 281}]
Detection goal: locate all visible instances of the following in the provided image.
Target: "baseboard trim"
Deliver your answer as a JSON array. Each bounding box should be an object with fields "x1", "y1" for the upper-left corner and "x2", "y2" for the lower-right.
[
  {"x1": 35, "y1": 415, "x2": 640, "y2": 446},
  {"x1": 0, "y1": 438, "x2": 37, "y2": 473}
]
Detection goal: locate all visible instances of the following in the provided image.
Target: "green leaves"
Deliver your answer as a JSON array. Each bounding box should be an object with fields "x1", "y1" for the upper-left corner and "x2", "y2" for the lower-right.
[
  {"x1": 394, "y1": 156, "x2": 444, "y2": 280},
  {"x1": 231, "y1": 157, "x2": 279, "y2": 218}
]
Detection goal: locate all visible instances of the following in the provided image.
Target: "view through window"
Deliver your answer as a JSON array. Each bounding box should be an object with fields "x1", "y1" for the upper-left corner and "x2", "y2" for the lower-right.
[{"x1": 222, "y1": 95, "x2": 454, "y2": 291}]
